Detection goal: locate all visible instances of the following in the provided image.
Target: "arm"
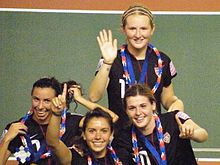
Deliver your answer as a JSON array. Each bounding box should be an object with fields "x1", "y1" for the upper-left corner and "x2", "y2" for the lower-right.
[
  {"x1": 175, "y1": 114, "x2": 208, "y2": 143},
  {"x1": 161, "y1": 83, "x2": 184, "y2": 112},
  {"x1": 88, "y1": 29, "x2": 118, "y2": 102},
  {"x1": 0, "y1": 123, "x2": 27, "y2": 165},
  {"x1": 70, "y1": 85, "x2": 119, "y2": 124},
  {"x1": 46, "y1": 84, "x2": 72, "y2": 164}
]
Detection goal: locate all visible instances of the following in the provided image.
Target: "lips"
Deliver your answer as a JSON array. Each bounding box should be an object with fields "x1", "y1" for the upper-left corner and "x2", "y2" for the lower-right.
[
  {"x1": 92, "y1": 141, "x2": 104, "y2": 147},
  {"x1": 135, "y1": 116, "x2": 145, "y2": 123},
  {"x1": 34, "y1": 108, "x2": 50, "y2": 118}
]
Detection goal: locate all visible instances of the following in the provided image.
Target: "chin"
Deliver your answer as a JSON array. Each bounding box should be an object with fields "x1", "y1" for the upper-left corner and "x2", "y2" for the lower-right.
[{"x1": 133, "y1": 121, "x2": 148, "y2": 129}]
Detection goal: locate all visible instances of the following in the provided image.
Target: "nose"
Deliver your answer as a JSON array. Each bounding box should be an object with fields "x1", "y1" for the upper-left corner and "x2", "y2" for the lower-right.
[
  {"x1": 38, "y1": 101, "x2": 44, "y2": 110},
  {"x1": 135, "y1": 107, "x2": 141, "y2": 116},
  {"x1": 135, "y1": 29, "x2": 141, "y2": 38},
  {"x1": 95, "y1": 132, "x2": 101, "y2": 140}
]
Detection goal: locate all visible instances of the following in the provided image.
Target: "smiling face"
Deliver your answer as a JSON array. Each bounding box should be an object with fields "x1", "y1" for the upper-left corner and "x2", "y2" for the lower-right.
[
  {"x1": 83, "y1": 117, "x2": 113, "y2": 158},
  {"x1": 126, "y1": 95, "x2": 156, "y2": 135},
  {"x1": 122, "y1": 14, "x2": 155, "y2": 54},
  {"x1": 31, "y1": 87, "x2": 56, "y2": 125}
]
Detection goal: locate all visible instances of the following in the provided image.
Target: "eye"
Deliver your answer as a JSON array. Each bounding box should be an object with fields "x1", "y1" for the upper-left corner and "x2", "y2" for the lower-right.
[
  {"x1": 127, "y1": 106, "x2": 136, "y2": 111},
  {"x1": 87, "y1": 129, "x2": 95, "y2": 134},
  {"x1": 128, "y1": 27, "x2": 136, "y2": 31},
  {"x1": 101, "y1": 129, "x2": 109, "y2": 134},
  {"x1": 44, "y1": 99, "x2": 51, "y2": 104},
  {"x1": 32, "y1": 97, "x2": 39, "y2": 102},
  {"x1": 140, "y1": 103, "x2": 147, "y2": 108},
  {"x1": 140, "y1": 27, "x2": 148, "y2": 30}
]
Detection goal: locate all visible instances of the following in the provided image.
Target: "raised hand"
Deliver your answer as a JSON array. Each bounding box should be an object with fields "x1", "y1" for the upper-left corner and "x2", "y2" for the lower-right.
[
  {"x1": 68, "y1": 85, "x2": 82, "y2": 101},
  {"x1": 97, "y1": 29, "x2": 118, "y2": 64},
  {"x1": 51, "y1": 83, "x2": 67, "y2": 115},
  {"x1": 175, "y1": 114, "x2": 194, "y2": 139}
]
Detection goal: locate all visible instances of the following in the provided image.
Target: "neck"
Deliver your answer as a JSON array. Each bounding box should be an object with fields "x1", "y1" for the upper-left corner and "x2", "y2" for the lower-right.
[
  {"x1": 138, "y1": 118, "x2": 155, "y2": 136},
  {"x1": 127, "y1": 44, "x2": 148, "y2": 60},
  {"x1": 32, "y1": 115, "x2": 51, "y2": 125},
  {"x1": 93, "y1": 149, "x2": 107, "y2": 159}
]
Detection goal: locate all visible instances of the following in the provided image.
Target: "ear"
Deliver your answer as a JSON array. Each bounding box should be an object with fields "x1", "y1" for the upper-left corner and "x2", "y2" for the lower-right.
[
  {"x1": 151, "y1": 24, "x2": 156, "y2": 36},
  {"x1": 82, "y1": 132, "x2": 86, "y2": 141},
  {"x1": 152, "y1": 101, "x2": 156, "y2": 112},
  {"x1": 120, "y1": 25, "x2": 126, "y2": 35},
  {"x1": 109, "y1": 131, "x2": 114, "y2": 142}
]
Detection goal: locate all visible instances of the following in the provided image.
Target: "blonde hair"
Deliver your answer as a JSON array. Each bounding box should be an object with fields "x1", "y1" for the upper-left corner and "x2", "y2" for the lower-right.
[{"x1": 121, "y1": 5, "x2": 154, "y2": 28}]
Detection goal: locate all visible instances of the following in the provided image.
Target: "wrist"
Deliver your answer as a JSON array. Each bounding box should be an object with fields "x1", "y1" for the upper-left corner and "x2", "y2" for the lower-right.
[
  {"x1": 103, "y1": 61, "x2": 113, "y2": 65},
  {"x1": 51, "y1": 111, "x2": 62, "y2": 117}
]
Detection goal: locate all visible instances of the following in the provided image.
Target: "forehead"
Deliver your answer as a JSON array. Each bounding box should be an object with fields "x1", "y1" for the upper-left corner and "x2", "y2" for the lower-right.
[
  {"x1": 86, "y1": 117, "x2": 110, "y2": 129},
  {"x1": 126, "y1": 95, "x2": 151, "y2": 105},
  {"x1": 32, "y1": 87, "x2": 56, "y2": 98},
  {"x1": 125, "y1": 14, "x2": 151, "y2": 26}
]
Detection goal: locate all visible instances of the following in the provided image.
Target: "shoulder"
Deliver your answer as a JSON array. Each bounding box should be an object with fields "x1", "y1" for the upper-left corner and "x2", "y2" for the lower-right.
[
  {"x1": 112, "y1": 126, "x2": 132, "y2": 149},
  {"x1": 160, "y1": 111, "x2": 178, "y2": 122},
  {"x1": 159, "y1": 111, "x2": 180, "y2": 133},
  {"x1": 70, "y1": 146, "x2": 88, "y2": 164}
]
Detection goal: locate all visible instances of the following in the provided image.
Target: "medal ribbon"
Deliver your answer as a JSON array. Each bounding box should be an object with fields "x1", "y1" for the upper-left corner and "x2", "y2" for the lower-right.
[
  {"x1": 131, "y1": 113, "x2": 167, "y2": 165},
  {"x1": 17, "y1": 107, "x2": 67, "y2": 162},
  {"x1": 120, "y1": 43, "x2": 163, "y2": 94},
  {"x1": 87, "y1": 144, "x2": 122, "y2": 165}
]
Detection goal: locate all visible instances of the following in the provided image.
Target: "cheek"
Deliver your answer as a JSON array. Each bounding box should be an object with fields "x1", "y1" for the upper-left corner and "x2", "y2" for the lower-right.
[
  {"x1": 44, "y1": 102, "x2": 52, "y2": 109},
  {"x1": 124, "y1": 30, "x2": 134, "y2": 38},
  {"x1": 32, "y1": 100, "x2": 38, "y2": 107},
  {"x1": 126, "y1": 111, "x2": 135, "y2": 118},
  {"x1": 84, "y1": 133, "x2": 94, "y2": 141}
]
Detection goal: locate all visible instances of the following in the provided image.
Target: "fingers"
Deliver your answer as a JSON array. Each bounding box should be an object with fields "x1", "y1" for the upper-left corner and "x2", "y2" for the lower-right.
[
  {"x1": 52, "y1": 97, "x2": 61, "y2": 109},
  {"x1": 68, "y1": 85, "x2": 82, "y2": 99},
  {"x1": 108, "y1": 29, "x2": 112, "y2": 43},
  {"x1": 175, "y1": 114, "x2": 182, "y2": 127},
  {"x1": 6, "y1": 123, "x2": 27, "y2": 140},
  {"x1": 10, "y1": 122, "x2": 27, "y2": 132},
  {"x1": 176, "y1": 114, "x2": 194, "y2": 138},
  {"x1": 97, "y1": 29, "x2": 113, "y2": 44},
  {"x1": 62, "y1": 83, "x2": 67, "y2": 98}
]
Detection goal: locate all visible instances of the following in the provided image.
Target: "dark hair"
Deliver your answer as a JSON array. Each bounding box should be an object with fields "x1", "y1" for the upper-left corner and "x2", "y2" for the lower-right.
[
  {"x1": 73, "y1": 108, "x2": 114, "y2": 157},
  {"x1": 61, "y1": 80, "x2": 81, "y2": 110},
  {"x1": 123, "y1": 84, "x2": 156, "y2": 110},
  {"x1": 31, "y1": 77, "x2": 61, "y2": 96},
  {"x1": 82, "y1": 107, "x2": 114, "y2": 133}
]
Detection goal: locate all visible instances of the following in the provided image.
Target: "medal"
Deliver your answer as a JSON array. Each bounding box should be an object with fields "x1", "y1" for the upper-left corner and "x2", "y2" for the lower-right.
[
  {"x1": 14, "y1": 146, "x2": 31, "y2": 163},
  {"x1": 120, "y1": 43, "x2": 163, "y2": 94}
]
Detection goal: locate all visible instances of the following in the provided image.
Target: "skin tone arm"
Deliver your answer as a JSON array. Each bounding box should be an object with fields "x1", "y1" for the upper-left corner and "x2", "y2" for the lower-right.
[
  {"x1": 0, "y1": 123, "x2": 27, "y2": 165},
  {"x1": 70, "y1": 85, "x2": 118, "y2": 125},
  {"x1": 161, "y1": 83, "x2": 184, "y2": 112},
  {"x1": 175, "y1": 114, "x2": 208, "y2": 143},
  {"x1": 46, "y1": 84, "x2": 72, "y2": 164},
  {"x1": 46, "y1": 84, "x2": 119, "y2": 164},
  {"x1": 88, "y1": 29, "x2": 117, "y2": 102}
]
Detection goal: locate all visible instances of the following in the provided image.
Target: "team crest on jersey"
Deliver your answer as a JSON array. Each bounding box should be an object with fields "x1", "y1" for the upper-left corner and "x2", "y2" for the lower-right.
[
  {"x1": 163, "y1": 132, "x2": 171, "y2": 144},
  {"x1": 154, "y1": 61, "x2": 164, "y2": 76}
]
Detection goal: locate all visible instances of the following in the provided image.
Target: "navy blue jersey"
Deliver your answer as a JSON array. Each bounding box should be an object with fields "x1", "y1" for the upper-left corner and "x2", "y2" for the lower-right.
[
  {"x1": 96, "y1": 46, "x2": 177, "y2": 130},
  {"x1": 3, "y1": 112, "x2": 83, "y2": 165},
  {"x1": 112, "y1": 111, "x2": 197, "y2": 165},
  {"x1": 70, "y1": 147, "x2": 116, "y2": 165}
]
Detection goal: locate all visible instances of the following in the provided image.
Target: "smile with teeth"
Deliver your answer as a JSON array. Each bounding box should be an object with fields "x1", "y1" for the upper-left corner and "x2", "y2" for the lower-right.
[
  {"x1": 93, "y1": 141, "x2": 104, "y2": 146},
  {"x1": 35, "y1": 109, "x2": 49, "y2": 116},
  {"x1": 135, "y1": 116, "x2": 145, "y2": 123}
]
